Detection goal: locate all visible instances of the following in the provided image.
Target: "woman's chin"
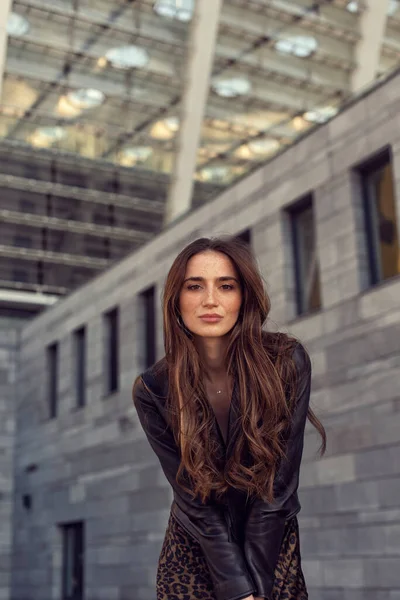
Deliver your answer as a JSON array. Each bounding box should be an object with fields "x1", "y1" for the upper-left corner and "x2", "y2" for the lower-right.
[{"x1": 191, "y1": 326, "x2": 232, "y2": 339}]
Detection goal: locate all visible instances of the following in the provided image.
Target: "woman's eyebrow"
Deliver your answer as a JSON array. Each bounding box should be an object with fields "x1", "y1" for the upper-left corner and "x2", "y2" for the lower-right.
[{"x1": 183, "y1": 276, "x2": 239, "y2": 283}]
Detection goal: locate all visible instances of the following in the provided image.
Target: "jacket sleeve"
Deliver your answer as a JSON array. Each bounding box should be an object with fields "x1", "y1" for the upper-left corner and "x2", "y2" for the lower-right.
[
  {"x1": 243, "y1": 343, "x2": 312, "y2": 599},
  {"x1": 133, "y1": 377, "x2": 256, "y2": 600}
]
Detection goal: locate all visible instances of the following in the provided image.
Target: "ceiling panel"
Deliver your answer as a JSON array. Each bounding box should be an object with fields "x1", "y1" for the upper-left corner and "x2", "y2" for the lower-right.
[{"x1": 1, "y1": 0, "x2": 399, "y2": 191}]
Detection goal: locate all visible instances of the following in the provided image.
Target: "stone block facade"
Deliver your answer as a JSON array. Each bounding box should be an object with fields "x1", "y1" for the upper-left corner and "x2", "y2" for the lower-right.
[
  {"x1": 6, "y1": 71, "x2": 400, "y2": 599},
  {"x1": 0, "y1": 317, "x2": 26, "y2": 600}
]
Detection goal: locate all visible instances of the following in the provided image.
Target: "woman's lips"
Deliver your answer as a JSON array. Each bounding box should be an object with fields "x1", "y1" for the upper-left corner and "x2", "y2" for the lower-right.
[{"x1": 199, "y1": 316, "x2": 223, "y2": 323}]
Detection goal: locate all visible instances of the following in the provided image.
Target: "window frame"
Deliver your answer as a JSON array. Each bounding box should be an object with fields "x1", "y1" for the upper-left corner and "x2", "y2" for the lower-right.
[
  {"x1": 74, "y1": 326, "x2": 86, "y2": 408},
  {"x1": 140, "y1": 286, "x2": 156, "y2": 370},
  {"x1": 47, "y1": 341, "x2": 58, "y2": 419},
  {"x1": 358, "y1": 147, "x2": 399, "y2": 286},
  {"x1": 288, "y1": 194, "x2": 321, "y2": 317},
  {"x1": 104, "y1": 307, "x2": 119, "y2": 396},
  {"x1": 61, "y1": 521, "x2": 84, "y2": 600}
]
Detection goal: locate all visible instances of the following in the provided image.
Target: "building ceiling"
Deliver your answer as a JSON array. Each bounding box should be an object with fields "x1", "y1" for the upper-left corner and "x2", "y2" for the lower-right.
[{"x1": 1, "y1": 0, "x2": 400, "y2": 201}]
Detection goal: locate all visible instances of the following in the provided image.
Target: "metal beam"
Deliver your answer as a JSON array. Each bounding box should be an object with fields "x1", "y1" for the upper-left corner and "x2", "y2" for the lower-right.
[
  {"x1": 0, "y1": 173, "x2": 164, "y2": 214},
  {"x1": 14, "y1": 0, "x2": 184, "y2": 57},
  {"x1": 351, "y1": 0, "x2": 390, "y2": 92},
  {"x1": 0, "y1": 279, "x2": 67, "y2": 295},
  {"x1": 5, "y1": 54, "x2": 172, "y2": 115},
  {"x1": 0, "y1": 244, "x2": 110, "y2": 269},
  {"x1": 0, "y1": 0, "x2": 11, "y2": 99},
  {"x1": 0, "y1": 287, "x2": 61, "y2": 309},
  {"x1": 0, "y1": 209, "x2": 153, "y2": 243},
  {"x1": 165, "y1": 0, "x2": 223, "y2": 224},
  {"x1": 5, "y1": 0, "x2": 137, "y2": 138}
]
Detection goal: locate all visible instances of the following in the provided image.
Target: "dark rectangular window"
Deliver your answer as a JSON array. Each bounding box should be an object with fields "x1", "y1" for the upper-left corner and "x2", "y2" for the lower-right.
[
  {"x1": 237, "y1": 229, "x2": 252, "y2": 245},
  {"x1": 14, "y1": 234, "x2": 32, "y2": 248},
  {"x1": 12, "y1": 268, "x2": 29, "y2": 282},
  {"x1": 20, "y1": 199, "x2": 35, "y2": 213},
  {"x1": 140, "y1": 286, "x2": 156, "y2": 369},
  {"x1": 74, "y1": 327, "x2": 86, "y2": 408},
  {"x1": 104, "y1": 307, "x2": 119, "y2": 394},
  {"x1": 359, "y1": 149, "x2": 400, "y2": 285},
  {"x1": 61, "y1": 522, "x2": 84, "y2": 600},
  {"x1": 47, "y1": 342, "x2": 58, "y2": 419},
  {"x1": 288, "y1": 195, "x2": 321, "y2": 316}
]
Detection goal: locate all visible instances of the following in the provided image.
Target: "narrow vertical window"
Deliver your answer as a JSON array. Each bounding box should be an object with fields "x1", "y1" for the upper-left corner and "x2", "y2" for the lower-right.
[
  {"x1": 104, "y1": 307, "x2": 119, "y2": 394},
  {"x1": 47, "y1": 342, "x2": 58, "y2": 419},
  {"x1": 61, "y1": 522, "x2": 84, "y2": 600},
  {"x1": 140, "y1": 286, "x2": 156, "y2": 369},
  {"x1": 359, "y1": 149, "x2": 400, "y2": 285},
  {"x1": 289, "y1": 195, "x2": 321, "y2": 316},
  {"x1": 74, "y1": 326, "x2": 86, "y2": 408}
]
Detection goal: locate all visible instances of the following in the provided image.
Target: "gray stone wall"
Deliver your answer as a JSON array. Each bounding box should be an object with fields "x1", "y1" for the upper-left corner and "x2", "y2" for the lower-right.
[
  {"x1": 11, "y1": 71, "x2": 400, "y2": 600},
  {"x1": 0, "y1": 317, "x2": 27, "y2": 600}
]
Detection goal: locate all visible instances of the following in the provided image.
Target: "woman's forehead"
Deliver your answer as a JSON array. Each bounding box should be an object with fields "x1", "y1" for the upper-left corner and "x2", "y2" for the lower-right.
[{"x1": 185, "y1": 251, "x2": 237, "y2": 274}]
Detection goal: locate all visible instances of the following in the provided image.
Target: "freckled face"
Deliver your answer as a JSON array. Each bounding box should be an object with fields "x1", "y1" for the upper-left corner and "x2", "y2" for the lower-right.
[{"x1": 179, "y1": 251, "x2": 242, "y2": 338}]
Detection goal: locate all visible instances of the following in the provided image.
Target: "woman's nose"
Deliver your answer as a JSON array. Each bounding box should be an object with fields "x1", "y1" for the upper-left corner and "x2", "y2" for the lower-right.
[{"x1": 203, "y1": 288, "x2": 217, "y2": 305}]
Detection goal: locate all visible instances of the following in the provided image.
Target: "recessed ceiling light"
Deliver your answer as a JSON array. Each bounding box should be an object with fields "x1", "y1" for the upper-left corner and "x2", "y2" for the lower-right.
[
  {"x1": 164, "y1": 117, "x2": 179, "y2": 131},
  {"x1": 153, "y1": 0, "x2": 194, "y2": 22},
  {"x1": 28, "y1": 127, "x2": 66, "y2": 148},
  {"x1": 37, "y1": 127, "x2": 66, "y2": 140},
  {"x1": 119, "y1": 146, "x2": 153, "y2": 166},
  {"x1": 346, "y1": 1, "x2": 359, "y2": 13},
  {"x1": 248, "y1": 138, "x2": 280, "y2": 155},
  {"x1": 105, "y1": 45, "x2": 149, "y2": 69},
  {"x1": 235, "y1": 138, "x2": 280, "y2": 160},
  {"x1": 291, "y1": 116, "x2": 310, "y2": 132},
  {"x1": 7, "y1": 13, "x2": 30, "y2": 37},
  {"x1": 2, "y1": 79, "x2": 38, "y2": 111},
  {"x1": 56, "y1": 89, "x2": 105, "y2": 118},
  {"x1": 199, "y1": 165, "x2": 230, "y2": 183},
  {"x1": 97, "y1": 57, "x2": 108, "y2": 69},
  {"x1": 346, "y1": 0, "x2": 398, "y2": 15},
  {"x1": 56, "y1": 96, "x2": 82, "y2": 119},
  {"x1": 303, "y1": 105, "x2": 338, "y2": 124},
  {"x1": 67, "y1": 89, "x2": 105, "y2": 109},
  {"x1": 212, "y1": 77, "x2": 252, "y2": 98},
  {"x1": 150, "y1": 116, "x2": 179, "y2": 140},
  {"x1": 275, "y1": 35, "x2": 318, "y2": 58}
]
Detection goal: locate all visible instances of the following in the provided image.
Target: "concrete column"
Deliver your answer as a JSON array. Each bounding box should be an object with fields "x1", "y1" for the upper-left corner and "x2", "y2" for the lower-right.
[
  {"x1": 165, "y1": 0, "x2": 222, "y2": 225},
  {"x1": 352, "y1": 0, "x2": 389, "y2": 92},
  {"x1": 0, "y1": 0, "x2": 11, "y2": 100}
]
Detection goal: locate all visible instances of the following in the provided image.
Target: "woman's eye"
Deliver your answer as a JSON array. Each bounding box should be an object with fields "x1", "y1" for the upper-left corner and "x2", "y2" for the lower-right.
[{"x1": 186, "y1": 284, "x2": 234, "y2": 291}]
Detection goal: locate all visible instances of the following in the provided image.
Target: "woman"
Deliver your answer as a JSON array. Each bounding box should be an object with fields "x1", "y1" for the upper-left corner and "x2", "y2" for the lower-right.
[{"x1": 133, "y1": 236, "x2": 326, "y2": 600}]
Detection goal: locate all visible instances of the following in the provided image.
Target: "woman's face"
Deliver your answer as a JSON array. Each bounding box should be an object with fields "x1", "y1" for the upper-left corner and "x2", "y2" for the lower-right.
[{"x1": 179, "y1": 250, "x2": 242, "y2": 338}]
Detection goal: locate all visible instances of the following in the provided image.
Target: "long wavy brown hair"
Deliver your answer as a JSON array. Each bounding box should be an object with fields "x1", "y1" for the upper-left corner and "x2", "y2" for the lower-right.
[{"x1": 160, "y1": 236, "x2": 326, "y2": 504}]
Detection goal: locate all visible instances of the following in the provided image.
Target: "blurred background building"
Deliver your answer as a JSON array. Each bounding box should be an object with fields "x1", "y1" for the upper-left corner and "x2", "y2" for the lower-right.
[{"x1": 0, "y1": 1, "x2": 399, "y2": 599}]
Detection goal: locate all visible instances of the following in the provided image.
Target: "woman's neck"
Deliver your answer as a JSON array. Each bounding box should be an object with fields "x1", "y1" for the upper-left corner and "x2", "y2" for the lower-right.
[{"x1": 194, "y1": 336, "x2": 230, "y2": 379}]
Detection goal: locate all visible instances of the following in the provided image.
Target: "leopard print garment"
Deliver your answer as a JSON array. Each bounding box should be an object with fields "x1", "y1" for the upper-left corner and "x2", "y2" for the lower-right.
[{"x1": 157, "y1": 512, "x2": 308, "y2": 600}]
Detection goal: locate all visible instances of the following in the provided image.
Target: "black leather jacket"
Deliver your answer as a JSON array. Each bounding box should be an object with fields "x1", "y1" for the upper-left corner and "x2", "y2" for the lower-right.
[{"x1": 133, "y1": 343, "x2": 311, "y2": 600}]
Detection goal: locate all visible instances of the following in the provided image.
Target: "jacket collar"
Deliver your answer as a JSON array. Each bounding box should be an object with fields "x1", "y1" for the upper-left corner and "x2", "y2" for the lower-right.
[{"x1": 143, "y1": 358, "x2": 241, "y2": 458}]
